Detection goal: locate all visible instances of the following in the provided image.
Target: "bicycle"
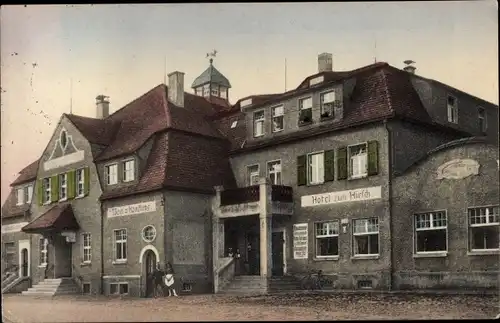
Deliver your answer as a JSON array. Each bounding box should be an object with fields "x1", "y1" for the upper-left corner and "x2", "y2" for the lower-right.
[{"x1": 299, "y1": 270, "x2": 333, "y2": 291}]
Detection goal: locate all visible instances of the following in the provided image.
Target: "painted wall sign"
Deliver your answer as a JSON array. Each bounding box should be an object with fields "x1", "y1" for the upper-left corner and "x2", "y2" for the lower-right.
[
  {"x1": 301, "y1": 186, "x2": 382, "y2": 208},
  {"x1": 219, "y1": 202, "x2": 259, "y2": 218},
  {"x1": 293, "y1": 223, "x2": 308, "y2": 259},
  {"x1": 107, "y1": 201, "x2": 157, "y2": 218},
  {"x1": 43, "y1": 150, "x2": 85, "y2": 171},
  {"x1": 271, "y1": 202, "x2": 294, "y2": 215},
  {"x1": 1, "y1": 222, "x2": 29, "y2": 234},
  {"x1": 436, "y1": 159, "x2": 480, "y2": 180}
]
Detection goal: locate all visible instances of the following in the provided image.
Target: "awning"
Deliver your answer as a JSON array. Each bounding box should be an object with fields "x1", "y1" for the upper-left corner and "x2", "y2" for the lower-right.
[{"x1": 21, "y1": 203, "x2": 80, "y2": 234}]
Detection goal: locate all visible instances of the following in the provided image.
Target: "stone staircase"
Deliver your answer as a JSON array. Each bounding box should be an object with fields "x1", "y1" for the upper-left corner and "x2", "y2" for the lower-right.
[
  {"x1": 219, "y1": 275, "x2": 268, "y2": 295},
  {"x1": 22, "y1": 277, "x2": 79, "y2": 296},
  {"x1": 2, "y1": 271, "x2": 20, "y2": 293}
]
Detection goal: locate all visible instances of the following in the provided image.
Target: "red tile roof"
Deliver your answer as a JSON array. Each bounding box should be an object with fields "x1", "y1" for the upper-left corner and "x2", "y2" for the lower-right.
[
  {"x1": 66, "y1": 114, "x2": 120, "y2": 146},
  {"x1": 21, "y1": 203, "x2": 79, "y2": 233},
  {"x1": 10, "y1": 159, "x2": 39, "y2": 187},
  {"x1": 1, "y1": 190, "x2": 30, "y2": 219}
]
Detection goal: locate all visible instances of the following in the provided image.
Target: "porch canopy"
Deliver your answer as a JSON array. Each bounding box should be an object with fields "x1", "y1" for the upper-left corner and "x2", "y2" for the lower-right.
[{"x1": 21, "y1": 204, "x2": 80, "y2": 234}]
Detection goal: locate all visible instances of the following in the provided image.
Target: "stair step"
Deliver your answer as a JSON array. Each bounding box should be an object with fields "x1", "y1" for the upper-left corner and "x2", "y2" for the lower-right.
[{"x1": 22, "y1": 290, "x2": 55, "y2": 296}]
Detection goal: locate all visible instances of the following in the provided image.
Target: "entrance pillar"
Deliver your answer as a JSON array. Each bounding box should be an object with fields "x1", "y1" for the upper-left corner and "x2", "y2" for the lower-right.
[
  {"x1": 213, "y1": 186, "x2": 225, "y2": 293},
  {"x1": 258, "y1": 178, "x2": 272, "y2": 278}
]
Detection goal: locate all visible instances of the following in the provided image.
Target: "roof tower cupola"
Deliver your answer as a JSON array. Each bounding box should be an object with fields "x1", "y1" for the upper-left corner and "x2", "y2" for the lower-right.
[{"x1": 191, "y1": 50, "x2": 231, "y2": 101}]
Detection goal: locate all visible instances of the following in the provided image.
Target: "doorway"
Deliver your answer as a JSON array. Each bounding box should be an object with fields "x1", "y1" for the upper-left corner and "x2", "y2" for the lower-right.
[
  {"x1": 144, "y1": 250, "x2": 157, "y2": 298},
  {"x1": 21, "y1": 249, "x2": 29, "y2": 277},
  {"x1": 271, "y1": 231, "x2": 285, "y2": 276}
]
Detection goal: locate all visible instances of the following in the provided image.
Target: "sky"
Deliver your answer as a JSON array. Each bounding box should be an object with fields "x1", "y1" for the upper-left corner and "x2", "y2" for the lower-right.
[{"x1": 0, "y1": 2, "x2": 498, "y2": 204}]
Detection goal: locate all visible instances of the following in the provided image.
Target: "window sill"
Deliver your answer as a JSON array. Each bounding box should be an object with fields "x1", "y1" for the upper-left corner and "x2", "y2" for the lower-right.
[
  {"x1": 413, "y1": 252, "x2": 448, "y2": 258},
  {"x1": 298, "y1": 121, "x2": 313, "y2": 127},
  {"x1": 112, "y1": 260, "x2": 127, "y2": 265},
  {"x1": 107, "y1": 183, "x2": 118, "y2": 186},
  {"x1": 351, "y1": 255, "x2": 379, "y2": 260},
  {"x1": 320, "y1": 115, "x2": 334, "y2": 121},
  {"x1": 75, "y1": 195, "x2": 85, "y2": 199},
  {"x1": 272, "y1": 129, "x2": 284, "y2": 134},
  {"x1": 348, "y1": 174, "x2": 368, "y2": 181},
  {"x1": 81, "y1": 262, "x2": 91, "y2": 267},
  {"x1": 314, "y1": 256, "x2": 339, "y2": 261},
  {"x1": 59, "y1": 198, "x2": 68, "y2": 202},
  {"x1": 43, "y1": 202, "x2": 52, "y2": 206},
  {"x1": 38, "y1": 264, "x2": 47, "y2": 268},
  {"x1": 253, "y1": 134, "x2": 265, "y2": 139},
  {"x1": 307, "y1": 181, "x2": 324, "y2": 186},
  {"x1": 123, "y1": 179, "x2": 135, "y2": 183},
  {"x1": 468, "y1": 250, "x2": 499, "y2": 256}
]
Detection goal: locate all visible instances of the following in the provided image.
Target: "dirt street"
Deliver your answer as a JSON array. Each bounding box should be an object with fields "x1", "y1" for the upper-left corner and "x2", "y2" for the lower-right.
[{"x1": 2, "y1": 292, "x2": 498, "y2": 322}]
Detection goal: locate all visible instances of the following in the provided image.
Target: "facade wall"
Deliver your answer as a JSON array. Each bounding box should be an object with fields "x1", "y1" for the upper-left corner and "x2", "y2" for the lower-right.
[
  {"x1": 102, "y1": 192, "x2": 165, "y2": 297},
  {"x1": 230, "y1": 124, "x2": 393, "y2": 289},
  {"x1": 1, "y1": 215, "x2": 32, "y2": 277},
  {"x1": 29, "y1": 116, "x2": 103, "y2": 293},
  {"x1": 392, "y1": 142, "x2": 499, "y2": 290},
  {"x1": 164, "y1": 190, "x2": 213, "y2": 294}
]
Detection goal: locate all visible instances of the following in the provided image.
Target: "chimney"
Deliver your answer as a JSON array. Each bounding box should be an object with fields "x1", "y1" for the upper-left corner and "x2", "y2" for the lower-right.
[
  {"x1": 403, "y1": 60, "x2": 416, "y2": 74},
  {"x1": 168, "y1": 71, "x2": 185, "y2": 108},
  {"x1": 318, "y1": 52, "x2": 333, "y2": 73},
  {"x1": 96, "y1": 95, "x2": 109, "y2": 119}
]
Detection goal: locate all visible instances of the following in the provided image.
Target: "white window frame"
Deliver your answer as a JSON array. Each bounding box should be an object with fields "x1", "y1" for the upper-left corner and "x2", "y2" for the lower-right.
[
  {"x1": 298, "y1": 96, "x2": 313, "y2": 123},
  {"x1": 414, "y1": 211, "x2": 448, "y2": 255},
  {"x1": 307, "y1": 151, "x2": 324, "y2": 185},
  {"x1": 113, "y1": 229, "x2": 127, "y2": 262},
  {"x1": 39, "y1": 238, "x2": 48, "y2": 267},
  {"x1": 271, "y1": 105, "x2": 284, "y2": 133},
  {"x1": 247, "y1": 164, "x2": 260, "y2": 186},
  {"x1": 142, "y1": 225, "x2": 157, "y2": 243},
  {"x1": 348, "y1": 143, "x2": 368, "y2": 179},
  {"x1": 202, "y1": 84, "x2": 210, "y2": 97},
  {"x1": 320, "y1": 90, "x2": 335, "y2": 118},
  {"x1": 352, "y1": 218, "x2": 379, "y2": 256},
  {"x1": 267, "y1": 160, "x2": 282, "y2": 185},
  {"x1": 16, "y1": 188, "x2": 24, "y2": 205},
  {"x1": 105, "y1": 163, "x2": 118, "y2": 186},
  {"x1": 82, "y1": 233, "x2": 92, "y2": 263},
  {"x1": 211, "y1": 84, "x2": 220, "y2": 97},
  {"x1": 4, "y1": 242, "x2": 16, "y2": 265},
  {"x1": 220, "y1": 87, "x2": 228, "y2": 100},
  {"x1": 315, "y1": 221, "x2": 340, "y2": 258},
  {"x1": 468, "y1": 205, "x2": 499, "y2": 252},
  {"x1": 109, "y1": 282, "x2": 129, "y2": 295},
  {"x1": 76, "y1": 168, "x2": 85, "y2": 197},
  {"x1": 43, "y1": 177, "x2": 51, "y2": 204},
  {"x1": 25, "y1": 185, "x2": 33, "y2": 204},
  {"x1": 447, "y1": 95, "x2": 458, "y2": 124},
  {"x1": 253, "y1": 110, "x2": 265, "y2": 138},
  {"x1": 122, "y1": 159, "x2": 135, "y2": 182},
  {"x1": 59, "y1": 173, "x2": 68, "y2": 201},
  {"x1": 478, "y1": 107, "x2": 487, "y2": 132}
]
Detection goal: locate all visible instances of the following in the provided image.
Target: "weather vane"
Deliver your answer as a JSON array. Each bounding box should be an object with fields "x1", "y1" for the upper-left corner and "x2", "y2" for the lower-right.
[{"x1": 206, "y1": 49, "x2": 218, "y2": 64}]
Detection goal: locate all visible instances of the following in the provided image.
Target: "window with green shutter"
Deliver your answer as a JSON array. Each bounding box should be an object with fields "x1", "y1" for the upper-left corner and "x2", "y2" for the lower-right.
[
  {"x1": 297, "y1": 155, "x2": 307, "y2": 186},
  {"x1": 367, "y1": 140, "x2": 379, "y2": 176},
  {"x1": 324, "y1": 150, "x2": 335, "y2": 182},
  {"x1": 51, "y1": 175, "x2": 59, "y2": 203},
  {"x1": 67, "y1": 170, "x2": 76, "y2": 199},
  {"x1": 83, "y1": 167, "x2": 90, "y2": 196},
  {"x1": 37, "y1": 179, "x2": 44, "y2": 206},
  {"x1": 337, "y1": 147, "x2": 348, "y2": 180}
]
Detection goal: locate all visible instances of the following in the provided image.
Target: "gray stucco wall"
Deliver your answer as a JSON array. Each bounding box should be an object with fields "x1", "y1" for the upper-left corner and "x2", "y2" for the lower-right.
[
  {"x1": 164, "y1": 190, "x2": 213, "y2": 294},
  {"x1": 230, "y1": 124, "x2": 393, "y2": 289},
  {"x1": 102, "y1": 192, "x2": 165, "y2": 297},
  {"x1": 392, "y1": 141, "x2": 499, "y2": 290},
  {"x1": 29, "y1": 115, "x2": 103, "y2": 294}
]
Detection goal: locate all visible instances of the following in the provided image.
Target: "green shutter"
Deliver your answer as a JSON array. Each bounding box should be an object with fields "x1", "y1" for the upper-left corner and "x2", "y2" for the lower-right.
[
  {"x1": 83, "y1": 167, "x2": 90, "y2": 196},
  {"x1": 297, "y1": 155, "x2": 307, "y2": 186},
  {"x1": 367, "y1": 140, "x2": 379, "y2": 176},
  {"x1": 324, "y1": 150, "x2": 335, "y2": 182},
  {"x1": 67, "y1": 170, "x2": 76, "y2": 199},
  {"x1": 337, "y1": 147, "x2": 348, "y2": 180},
  {"x1": 37, "y1": 179, "x2": 44, "y2": 206},
  {"x1": 51, "y1": 175, "x2": 59, "y2": 203}
]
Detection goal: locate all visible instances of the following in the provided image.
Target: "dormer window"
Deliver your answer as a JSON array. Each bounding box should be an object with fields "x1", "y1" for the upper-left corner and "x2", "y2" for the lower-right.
[
  {"x1": 299, "y1": 97, "x2": 313, "y2": 124},
  {"x1": 220, "y1": 87, "x2": 228, "y2": 100},
  {"x1": 105, "y1": 163, "x2": 118, "y2": 185},
  {"x1": 123, "y1": 159, "x2": 135, "y2": 182},
  {"x1": 211, "y1": 85, "x2": 219, "y2": 97},
  {"x1": 202, "y1": 84, "x2": 210, "y2": 97},
  {"x1": 309, "y1": 76, "x2": 324, "y2": 87},
  {"x1": 253, "y1": 111, "x2": 265, "y2": 137},
  {"x1": 16, "y1": 188, "x2": 24, "y2": 205},
  {"x1": 272, "y1": 105, "x2": 284, "y2": 133},
  {"x1": 447, "y1": 95, "x2": 458, "y2": 124},
  {"x1": 320, "y1": 91, "x2": 335, "y2": 119}
]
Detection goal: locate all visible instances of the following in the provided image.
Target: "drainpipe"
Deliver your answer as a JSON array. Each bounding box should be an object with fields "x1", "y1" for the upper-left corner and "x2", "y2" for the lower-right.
[
  {"x1": 100, "y1": 202, "x2": 104, "y2": 296},
  {"x1": 383, "y1": 119, "x2": 394, "y2": 291}
]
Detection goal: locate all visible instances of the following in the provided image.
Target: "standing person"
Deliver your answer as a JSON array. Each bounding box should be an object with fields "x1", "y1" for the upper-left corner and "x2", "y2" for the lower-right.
[
  {"x1": 152, "y1": 263, "x2": 165, "y2": 298},
  {"x1": 164, "y1": 262, "x2": 178, "y2": 297}
]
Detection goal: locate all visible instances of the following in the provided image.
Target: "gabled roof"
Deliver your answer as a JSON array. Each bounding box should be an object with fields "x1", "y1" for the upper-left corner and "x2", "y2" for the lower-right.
[
  {"x1": 21, "y1": 203, "x2": 79, "y2": 233},
  {"x1": 1, "y1": 189, "x2": 30, "y2": 219},
  {"x1": 65, "y1": 114, "x2": 120, "y2": 146},
  {"x1": 10, "y1": 159, "x2": 39, "y2": 187},
  {"x1": 191, "y1": 63, "x2": 232, "y2": 89}
]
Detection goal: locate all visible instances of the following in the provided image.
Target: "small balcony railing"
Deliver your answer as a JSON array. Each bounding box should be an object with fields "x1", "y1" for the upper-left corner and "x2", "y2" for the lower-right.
[
  {"x1": 220, "y1": 185, "x2": 260, "y2": 206},
  {"x1": 220, "y1": 185, "x2": 293, "y2": 206}
]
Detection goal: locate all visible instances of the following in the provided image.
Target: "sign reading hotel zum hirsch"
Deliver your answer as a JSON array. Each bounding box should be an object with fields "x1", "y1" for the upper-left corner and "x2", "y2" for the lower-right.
[
  {"x1": 107, "y1": 201, "x2": 157, "y2": 218},
  {"x1": 293, "y1": 223, "x2": 309, "y2": 259},
  {"x1": 301, "y1": 186, "x2": 382, "y2": 208}
]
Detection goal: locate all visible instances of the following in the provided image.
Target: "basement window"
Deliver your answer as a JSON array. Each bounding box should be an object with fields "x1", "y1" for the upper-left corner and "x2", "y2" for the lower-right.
[
  {"x1": 357, "y1": 280, "x2": 373, "y2": 289},
  {"x1": 182, "y1": 283, "x2": 192, "y2": 292},
  {"x1": 109, "y1": 282, "x2": 128, "y2": 295},
  {"x1": 82, "y1": 283, "x2": 91, "y2": 294}
]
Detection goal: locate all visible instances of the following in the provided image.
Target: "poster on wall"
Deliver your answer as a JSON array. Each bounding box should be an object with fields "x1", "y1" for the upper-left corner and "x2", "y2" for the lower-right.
[{"x1": 293, "y1": 223, "x2": 308, "y2": 259}]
